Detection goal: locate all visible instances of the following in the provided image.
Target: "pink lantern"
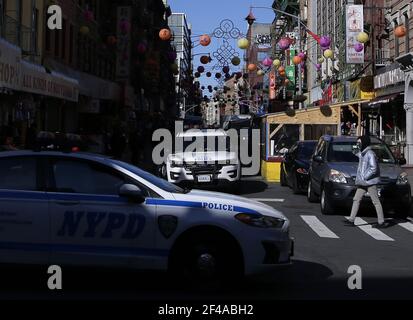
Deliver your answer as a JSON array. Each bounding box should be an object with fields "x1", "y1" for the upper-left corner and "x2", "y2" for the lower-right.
[
  {"x1": 167, "y1": 51, "x2": 177, "y2": 61},
  {"x1": 278, "y1": 37, "x2": 291, "y2": 50},
  {"x1": 120, "y1": 20, "x2": 131, "y2": 33},
  {"x1": 320, "y1": 36, "x2": 331, "y2": 48},
  {"x1": 262, "y1": 57, "x2": 273, "y2": 67},
  {"x1": 298, "y1": 52, "x2": 306, "y2": 60},
  {"x1": 354, "y1": 42, "x2": 364, "y2": 52},
  {"x1": 316, "y1": 64, "x2": 322, "y2": 70},
  {"x1": 84, "y1": 9, "x2": 94, "y2": 22},
  {"x1": 137, "y1": 42, "x2": 147, "y2": 54}
]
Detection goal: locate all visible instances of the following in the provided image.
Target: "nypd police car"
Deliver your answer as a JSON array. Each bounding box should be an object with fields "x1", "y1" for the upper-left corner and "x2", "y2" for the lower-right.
[{"x1": 0, "y1": 151, "x2": 293, "y2": 281}]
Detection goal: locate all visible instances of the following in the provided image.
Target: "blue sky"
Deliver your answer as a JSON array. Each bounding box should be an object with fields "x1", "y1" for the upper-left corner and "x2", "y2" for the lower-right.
[{"x1": 168, "y1": 0, "x2": 275, "y2": 95}]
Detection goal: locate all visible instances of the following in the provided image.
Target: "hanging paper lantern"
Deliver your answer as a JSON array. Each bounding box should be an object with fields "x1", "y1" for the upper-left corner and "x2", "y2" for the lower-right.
[
  {"x1": 298, "y1": 52, "x2": 306, "y2": 60},
  {"x1": 318, "y1": 57, "x2": 325, "y2": 63},
  {"x1": 167, "y1": 51, "x2": 177, "y2": 62},
  {"x1": 195, "y1": 72, "x2": 201, "y2": 78},
  {"x1": 395, "y1": 25, "x2": 407, "y2": 38},
  {"x1": 197, "y1": 66, "x2": 205, "y2": 73},
  {"x1": 137, "y1": 42, "x2": 147, "y2": 54},
  {"x1": 107, "y1": 35, "x2": 117, "y2": 46},
  {"x1": 84, "y1": 9, "x2": 94, "y2": 22},
  {"x1": 200, "y1": 56, "x2": 210, "y2": 64},
  {"x1": 238, "y1": 38, "x2": 249, "y2": 49},
  {"x1": 284, "y1": 79, "x2": 290, "y2": 85},
  {"x1": 120, "y1": 20, "x2": 131, "y2": 33},
  {"x1": 257, "y1": 70, "x2": 265, "y2": 76},
  {"x1": 316, "y1": 63, "x2": 322, "y2": 71},
  {"x1": 278, "y1": 37, "x2": 291, "y2": 50},
  {"x1": 292, "y1": 56, "x2": 302, "y2": 65},
  {"x1": 200, "y1": 34, "x2": 211, "y2": 46},
  {"x1": 320, "y1": 36, "x2": 331, "y2": 48},
  {"x1": 159, "y1": 28, "x2": 172, "y2": 41},
  {"x1": 215, "y1": 73, "x2": 222, "y2": 79},
  {"x1": 278, "y1": 66, "x2": 285, "y2": 73},
  {"x1": 80, "y1": 26, "x2": 90, "y2": 35},
  {"x1": 248, "y1": 63, "x2": 257, "y2": 72},
  {"x1": 354, "y1": 43, "x2": 364, "y2": 53},
  {"x1": 225, "y1": 73, "x2": 231, "y2": 79},
  {"x1": 223, "y1": 66, "x2": 230, "y2": 74},
  {"x1": 231, "y1": 56, "x2": 241, "y2": 66},
  {"x1": 357, "y1": 32, "x2": 369, "y2": 43},
  {"x1": 206, "y1": 72, "x2": 212, "y2": 77},
  {"x1": 262, "y1": 57, "x2": 273, "y2": 67},
  {"x1": 323, "y1": 49, "x2": 334, "y2": 59},
  {"x1": 273, "y1": 59, "x2": 281, "y2": 67}
]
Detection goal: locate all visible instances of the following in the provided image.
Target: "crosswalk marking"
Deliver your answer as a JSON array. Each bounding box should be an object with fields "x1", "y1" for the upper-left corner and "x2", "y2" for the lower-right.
[
  {"x1": 347, "y1": 217, "x2": 395, "y2": 241},
  {"x1": 398, "y1": 222, "x2": 413, "y2": 233},
  {"x1": 252, "y1": 198, "x2": 285, "y2": 203},
  {"x1": 301, "y1": 216, "x2": 339, "y2": 239}
]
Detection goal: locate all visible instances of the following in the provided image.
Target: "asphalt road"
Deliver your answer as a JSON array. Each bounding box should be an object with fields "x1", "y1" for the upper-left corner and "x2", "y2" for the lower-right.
[{"x1": 1, "y1": 178, "x2": 413, "y2": 301}]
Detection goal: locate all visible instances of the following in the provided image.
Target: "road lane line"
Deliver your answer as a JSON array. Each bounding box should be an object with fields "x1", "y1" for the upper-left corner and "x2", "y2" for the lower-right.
[
  {"x1": 398, "y1": 222, "x2": 413, "y2": 233},
  {"x1": 251, "y1": 198, "x2": 285, "y2": 203},
  {"x1": 347, "y1": 217, "x2": 394, "y2": 241},
  {"x1": 301, "y1": 216, "x2": 339, "y2": 239}
]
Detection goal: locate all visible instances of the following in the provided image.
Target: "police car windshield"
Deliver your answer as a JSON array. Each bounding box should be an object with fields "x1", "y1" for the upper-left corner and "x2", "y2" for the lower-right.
[{"x1": 110, "y1": 160, "x2": 187, "y2": 194}]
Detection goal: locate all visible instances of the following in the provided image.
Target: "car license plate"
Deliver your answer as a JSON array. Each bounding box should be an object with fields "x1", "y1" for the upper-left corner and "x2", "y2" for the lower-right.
[{"x1": 197, "y1": 175, "x2": 211, "y2": 183}]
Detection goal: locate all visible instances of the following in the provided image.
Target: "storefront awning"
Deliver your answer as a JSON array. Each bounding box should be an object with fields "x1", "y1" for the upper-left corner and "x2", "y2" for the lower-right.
[{"x1": 367, "y1": 93, "x2": 402, "y2": 107}]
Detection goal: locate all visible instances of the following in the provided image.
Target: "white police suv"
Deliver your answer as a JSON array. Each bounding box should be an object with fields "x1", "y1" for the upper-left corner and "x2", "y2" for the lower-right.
[{"x1": 0, "y1": 151, "x2": 293, "y2": 281}]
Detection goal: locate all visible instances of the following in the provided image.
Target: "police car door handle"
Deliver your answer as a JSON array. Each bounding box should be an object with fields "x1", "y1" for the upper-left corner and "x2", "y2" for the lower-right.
[{"x1": 54, "y1": 200, "x2": 80, "y2": 206}]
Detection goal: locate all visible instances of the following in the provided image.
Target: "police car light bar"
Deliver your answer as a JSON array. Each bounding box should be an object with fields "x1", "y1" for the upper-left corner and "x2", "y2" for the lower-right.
[{"x1": 396, "y1": 53, "x2": 413, "y2": 72}]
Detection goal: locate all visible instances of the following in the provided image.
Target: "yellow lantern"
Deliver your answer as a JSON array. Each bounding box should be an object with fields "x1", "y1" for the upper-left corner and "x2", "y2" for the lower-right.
[
  {"x1": 318, "y1": 57, "x2": 325, "y2": 63},
  {"x1": 323, "y1": 49, "x2": 334, "y2": 59},
  {"x1": 273, "y1": 59, "x2": 281, "y2": 67},
  {"x1": 80, "y1": 26, "x2": 90, "y2": 35},
  {"x1": 356, "y1": 32, "x2": 369, "y2": 44},
  {"x1": 238, "y1": 38, "x2": 249, "y2": 49},
  {"x1": 257, "y1": 70, "x2": 265, "y2": 76}
]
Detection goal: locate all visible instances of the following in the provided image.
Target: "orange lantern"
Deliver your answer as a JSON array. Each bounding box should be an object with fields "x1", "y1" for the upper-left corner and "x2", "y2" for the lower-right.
[
  {"x1": 159, "y1": 28, "x2": 172, "y2": 41},
  {"x1": 200, "y1": 34, "x2": 211, "y2": 46},
  {"x1": 278, "y1": 66, "x2": 285, "y2": 73},
  {"x1": 292, "y1": 56, "x2": 302, "y2": 65},
  {"x1": 248, "y1": 63, "x2": 257, "y2": 72},
  {"x1": 395, "y1": 25, "x2": 407, "y2": 38}
]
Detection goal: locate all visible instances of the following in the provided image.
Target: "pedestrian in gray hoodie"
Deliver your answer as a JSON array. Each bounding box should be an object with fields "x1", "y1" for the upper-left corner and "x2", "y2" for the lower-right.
[{"x1": 345, "y1": 135, "x2": 389, "y2": 228}]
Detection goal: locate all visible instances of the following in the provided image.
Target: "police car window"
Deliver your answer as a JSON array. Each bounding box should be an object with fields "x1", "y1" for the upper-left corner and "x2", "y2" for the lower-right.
[
  {"x1": 52, "y1": 160, "x2": 125, "y2": 195},
  {"x1": 0, "y1": 157, "x2": 37, "y2": 191}
]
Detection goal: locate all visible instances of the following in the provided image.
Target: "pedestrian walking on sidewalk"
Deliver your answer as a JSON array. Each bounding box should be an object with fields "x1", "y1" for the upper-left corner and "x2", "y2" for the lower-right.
[{"x1": 345, "y1": 136, "x2": 389, "y2": 228}]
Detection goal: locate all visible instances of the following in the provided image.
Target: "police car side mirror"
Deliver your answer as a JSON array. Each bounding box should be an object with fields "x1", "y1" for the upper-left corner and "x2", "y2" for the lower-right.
[{"x1": 119, "y1": 184, "x2": 145, "y2": 204}]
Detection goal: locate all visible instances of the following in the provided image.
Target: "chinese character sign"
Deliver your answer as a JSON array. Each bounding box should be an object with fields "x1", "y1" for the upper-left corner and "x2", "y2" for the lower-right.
[{"x1": 346, "y1": 5, "x2": 364, "y2": 64}]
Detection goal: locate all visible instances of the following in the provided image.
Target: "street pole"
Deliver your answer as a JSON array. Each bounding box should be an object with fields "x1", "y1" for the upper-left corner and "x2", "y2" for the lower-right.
[{"x1": 297, "y1": 15, "x2": 305, "y2": 141}]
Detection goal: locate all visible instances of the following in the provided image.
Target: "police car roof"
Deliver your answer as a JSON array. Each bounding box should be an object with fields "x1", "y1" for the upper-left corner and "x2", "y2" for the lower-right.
[
  {"x1": 177, "y1": 129, "x2": 227, "y2": 138},
  {"x1": 0, "y1": 150, "x2": 113, "y2": 162},
  {"x1": 323, "y1": 135, "x2": 382, "y2": 144}
]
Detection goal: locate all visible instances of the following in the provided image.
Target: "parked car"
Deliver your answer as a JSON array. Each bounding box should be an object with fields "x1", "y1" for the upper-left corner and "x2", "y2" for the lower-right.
[
  {"x1": 307, "y1": 135, "x2": 411, "y2": 217},
  {"x1": 280, "y1": 140, "x2": 317, "y2": 194}
]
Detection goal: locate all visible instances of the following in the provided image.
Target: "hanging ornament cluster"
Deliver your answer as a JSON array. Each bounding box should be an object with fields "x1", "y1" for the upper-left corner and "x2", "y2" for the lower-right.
[
  {"x1": 159, "y1": 28, "x2": 172, "y2": 41},
  {"x1": 200, "y1": 34, "x2": 211, "y2": 46},
  {"x1": 238, "y1": 38, "x2": 249, "y2": 49}
]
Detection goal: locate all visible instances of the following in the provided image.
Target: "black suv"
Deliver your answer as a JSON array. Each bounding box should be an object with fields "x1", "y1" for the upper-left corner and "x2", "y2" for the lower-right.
[{"x1": 307, "y1": 135, "x2": 411, "y2": 217}]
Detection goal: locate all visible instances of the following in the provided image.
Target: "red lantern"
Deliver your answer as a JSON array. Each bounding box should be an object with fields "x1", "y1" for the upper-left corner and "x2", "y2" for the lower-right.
[
  {"x1": 395, "y1": 25, "x2": 407, "y2": 38},
  {"x1": 107, "y1": 36, "x2": 117, "y2": 46},
  {"x1": 292, "y1": 56, "x2": 302, "y2": 65},
  {"x1": 159, "y1": 28, "x2": 172, "y2": 41},
  {"x1": 200, "y1": 34, "x2": 211, "y2": 46}
]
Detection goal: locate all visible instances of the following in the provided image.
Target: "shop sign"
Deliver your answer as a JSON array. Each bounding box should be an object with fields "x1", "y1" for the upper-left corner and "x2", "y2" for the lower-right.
[
  {"x1": 251, "y1": 23, "x2": 273, "y2": 49},
  {"x1": 346, "y1": 5, "x2": 364, "y2": 64},
  {"x1": 361, "y1": 91, "x2": 376, "y2": 100},
  {"x1": 21, "y1": 61, "x2": 79, "y2": 102},
  {"x1": 0, "y1": 38, "x2": 21, "y2": 90},
  {"x1": 374, "y1": 68, "x2": 405, "y2": 89}
]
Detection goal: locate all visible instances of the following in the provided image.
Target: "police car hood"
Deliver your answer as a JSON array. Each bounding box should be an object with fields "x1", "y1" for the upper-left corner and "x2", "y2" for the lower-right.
[
  {"x1": 169, "y1": 151, "x2": 238, "y2": 162},
  {"x1": 173, "y1": 189, "x2": 286, "y2": 219}
]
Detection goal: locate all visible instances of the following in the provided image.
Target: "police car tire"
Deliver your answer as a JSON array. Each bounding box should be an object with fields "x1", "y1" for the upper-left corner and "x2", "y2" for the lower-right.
[
  {"x1": 169, "y1": 231, "x2": 243, "y2": 286},
  {"x1": 307, "y1": 179, "x2": 318, "y2": 203},
  {"x1": 321, "y1": 188, "x2": 335, "y2": 215}
]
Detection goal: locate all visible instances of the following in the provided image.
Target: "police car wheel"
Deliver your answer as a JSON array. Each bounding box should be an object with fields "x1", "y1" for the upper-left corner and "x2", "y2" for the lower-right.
[
  {"x1": 307, "y1": 179, "x2": 318, "y2": 203},
  {"x1": 321, "y1": 188, "x2": 335, "y2": 215}
]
